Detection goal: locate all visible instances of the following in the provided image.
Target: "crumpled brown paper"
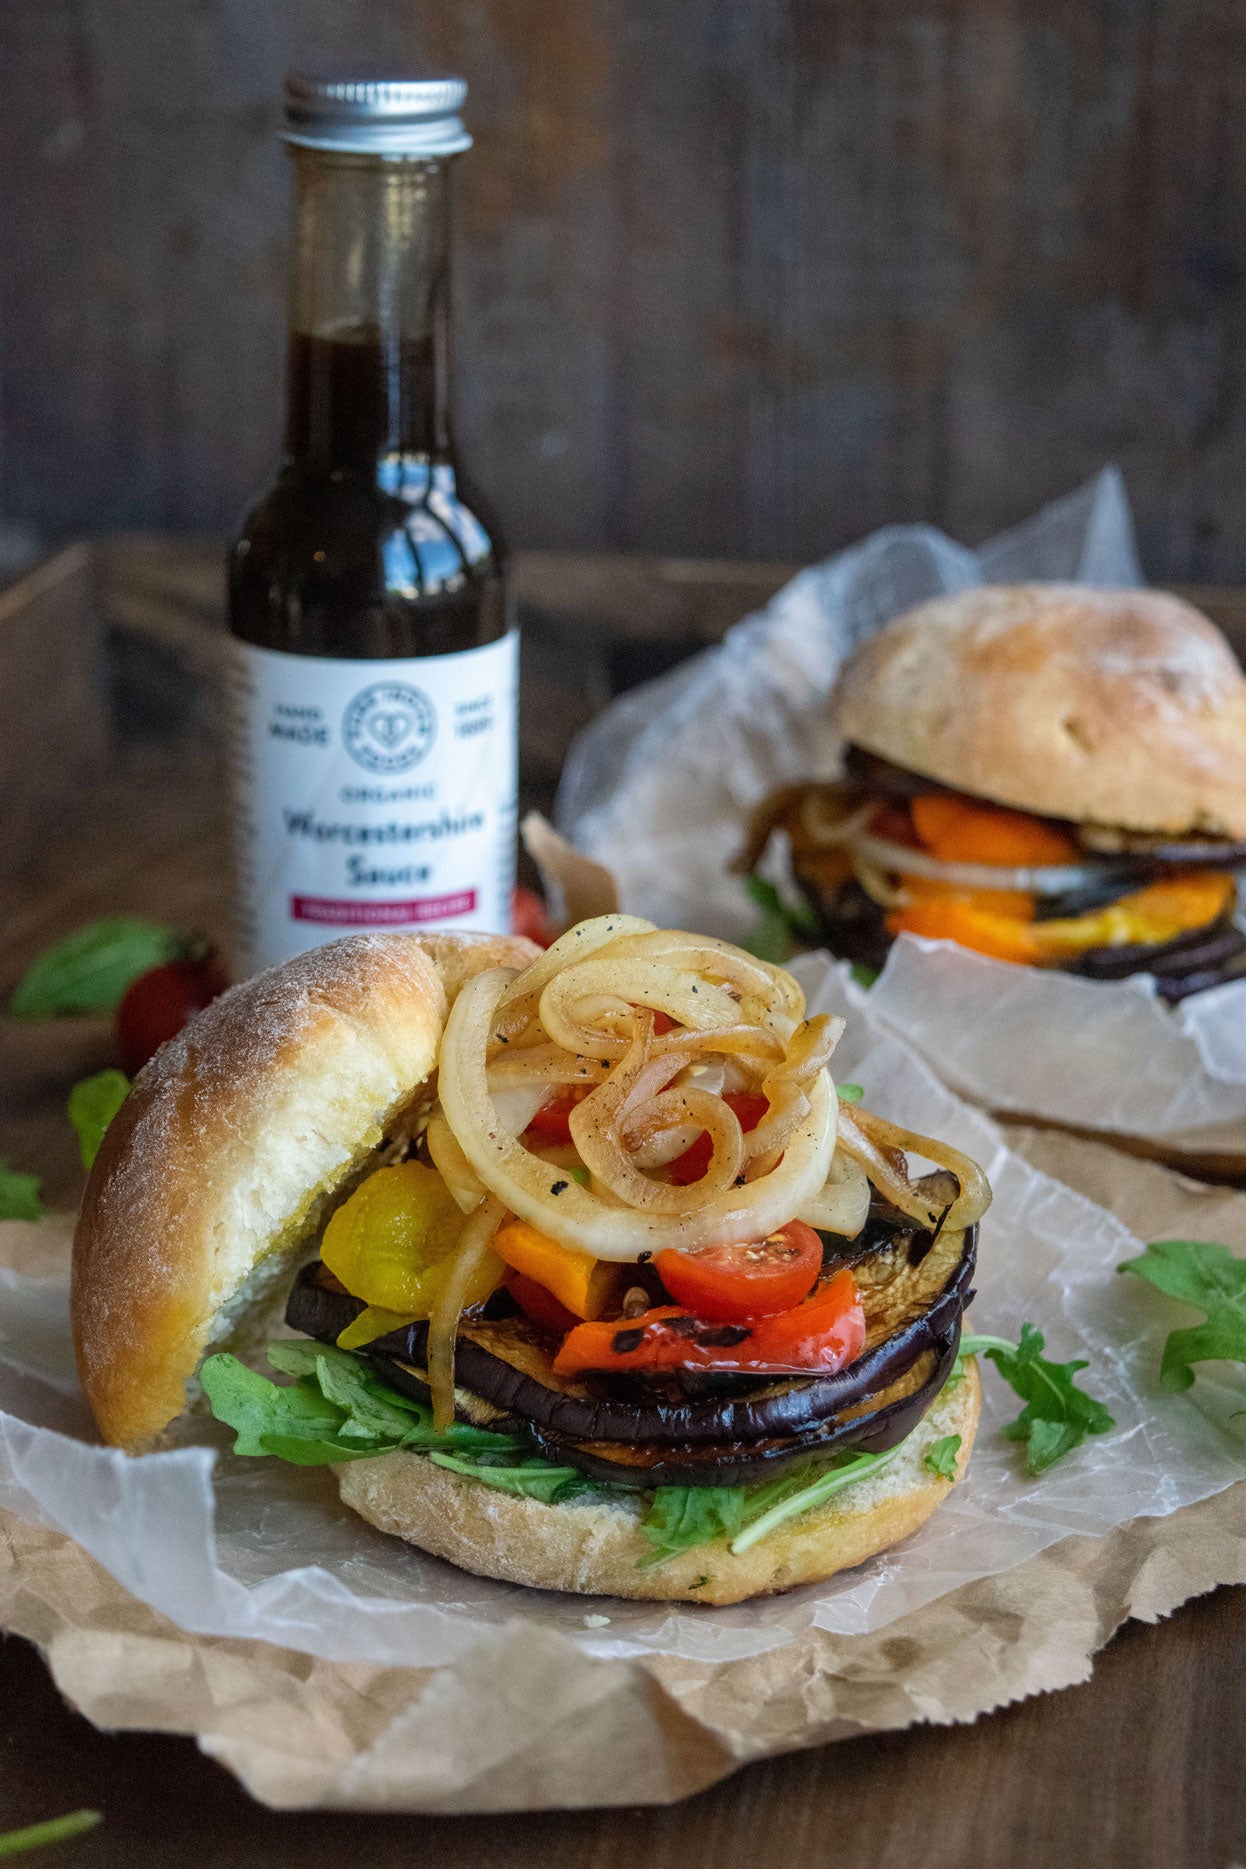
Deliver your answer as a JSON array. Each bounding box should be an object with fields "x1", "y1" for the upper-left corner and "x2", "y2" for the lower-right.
[
  {"x1": 3, "y1": 1476, "x2": 1242, "y2": 1811},
  {"x1": 1, "y1": 1125, "x2": 1242, "y2": 1812}
]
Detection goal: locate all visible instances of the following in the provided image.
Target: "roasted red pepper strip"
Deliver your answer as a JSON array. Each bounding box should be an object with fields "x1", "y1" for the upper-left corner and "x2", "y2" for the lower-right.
[
  {"x1": 506, "y1": 1271, "x2": 581, "y2": 1337},
  {"x1": 551, "y1": 1267, "x2": 865, "y2": 1377}
]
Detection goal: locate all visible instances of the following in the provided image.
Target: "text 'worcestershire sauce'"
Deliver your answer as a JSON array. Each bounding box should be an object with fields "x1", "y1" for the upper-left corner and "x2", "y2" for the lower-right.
[{"x1": 229, "y1": 75, "x2": 517, "y2": 973}]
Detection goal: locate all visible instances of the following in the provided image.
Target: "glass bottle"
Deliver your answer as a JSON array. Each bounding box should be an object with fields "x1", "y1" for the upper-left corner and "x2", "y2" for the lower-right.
[{"x1": 228, "y1": 74, "x2": 516, "y2": 973}]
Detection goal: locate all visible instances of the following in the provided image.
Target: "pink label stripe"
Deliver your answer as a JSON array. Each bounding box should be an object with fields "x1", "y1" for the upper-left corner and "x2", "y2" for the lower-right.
[{"x1": 290, "y1": 892, "x2": 477, "y2": 927}]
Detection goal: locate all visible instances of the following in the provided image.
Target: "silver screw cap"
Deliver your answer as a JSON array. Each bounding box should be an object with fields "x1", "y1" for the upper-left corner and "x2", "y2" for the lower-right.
[{"x1": 284, "y1": 72, "x2": 471, "y2": 156}]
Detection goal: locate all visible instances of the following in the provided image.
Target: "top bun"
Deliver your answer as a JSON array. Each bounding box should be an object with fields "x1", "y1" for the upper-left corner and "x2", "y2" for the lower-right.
[
  {"x1": 72, "y1": 930, "x2": 539, "y2": 1451},
  {"x1": 832, "y1": 585, "x2": 1246, "y2": 837}
]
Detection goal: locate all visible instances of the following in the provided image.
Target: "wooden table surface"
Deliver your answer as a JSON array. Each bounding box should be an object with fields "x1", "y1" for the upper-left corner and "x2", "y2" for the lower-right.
[{"x1": 0, "y1": 541, "x2": 1243, "y2": 1866}]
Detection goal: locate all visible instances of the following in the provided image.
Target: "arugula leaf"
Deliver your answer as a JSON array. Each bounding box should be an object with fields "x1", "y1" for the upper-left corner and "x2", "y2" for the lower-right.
[
  {"x1": 729, "y1": 1443, "x2": 906, "y2": 1553},
  {"x1": 0, "y1": 1161, "x2": 45, "y2": 1222},
  {"x1": 740, "y1": 876, "x2": 819, "y2": 965},
  {"x1": 0, "y1": 1811, "x2": 102, "y2": 1859},
  {"x1": 960, "y1": 1326, "x2": 1114, "y2": 1474},
  {"x1": 850, "y1": 962, "x2": 880, "y2": 989},
  {"x1": 67, "y1": 1069, "x2": 131, "y2": 1170},
  {"x1": 429, "y1": 1452, "x2": 593, "y2": 1504},
  {"x1": 1119, "y1": 1238, "x2": 1246, "y2": 1392},
  {"x1": 200, "y1": 1354, "x2": 360, "y2": 1463},
  {"x1": 9, "y1": 917, "x2": 182, "y2": 1018},
  {"x1": 922, "y1": 1434, "x2": 962, "y2": 1481},
  {"x1": 311, "y1": 1350, "x2": 427, "y2": 1443},
  {"x1": 638, "y1": 1485, "x2": 747, "y2": 1566},
  {"x1": 201, "y1": 1345, "x2": 525, "y2": 1466}
]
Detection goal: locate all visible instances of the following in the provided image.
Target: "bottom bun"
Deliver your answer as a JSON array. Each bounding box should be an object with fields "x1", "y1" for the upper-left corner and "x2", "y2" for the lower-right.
[{"x1": 336, "y1": 1360, "x2": 981, "y2": 1605}]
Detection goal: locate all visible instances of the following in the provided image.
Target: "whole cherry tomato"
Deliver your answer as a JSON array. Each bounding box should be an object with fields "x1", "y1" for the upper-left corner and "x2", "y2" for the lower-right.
[
  {"x1": 512, "y1": 886, "x2": 553, "y2": 947},
  {"x1": 115, "y1": 951, "x2": 230, "y2": 1073}
]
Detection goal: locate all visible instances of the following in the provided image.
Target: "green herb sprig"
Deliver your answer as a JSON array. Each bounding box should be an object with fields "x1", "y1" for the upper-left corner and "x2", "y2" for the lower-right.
[
  {"x1": 1119, "y1": 1239, "x2": 1246, "y2": 1392},
  {"x1": 740, "y1": 876, "x2": 819, "y2": 965},
  {"x1": 922, "y1": 1433, "x2": 962, "y2": 1481},
  {"x1": 9, "y1": 918, "x2": 181, "y2": 1019},
  {"x1": 960, "y1": 1326, "x2": 1115, "y2": 1474},
  {"x1": 67, "y1": 1071, "x2": 131, "y2": 1171},
  {"x1": 0, "y1": 1811, "x2": 101, "y2": 1860},
  {"x1": 201, "y1": 1342, "x2": 522, "y2": 1467},
  {"x1": 0, "y1": 1162, "x2": 46, "y2": 1222}
]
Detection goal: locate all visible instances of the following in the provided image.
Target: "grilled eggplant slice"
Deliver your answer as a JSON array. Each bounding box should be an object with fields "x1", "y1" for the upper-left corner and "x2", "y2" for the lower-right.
[
  {"x1": 519, "y1": 1335, "x2": 960, "y2": 1487},
  {"x1": 286, "y1": 1218, "x2": 976, "y2": 1448}
]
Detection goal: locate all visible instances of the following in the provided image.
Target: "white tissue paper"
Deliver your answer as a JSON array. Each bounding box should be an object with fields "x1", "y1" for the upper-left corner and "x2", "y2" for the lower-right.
[
  {"x1": 555, "y1": 470, "x2": 1246, "y2": 1154},
  {"x1": 1, "y1": 951, "x2": 1242, "y2": 1672}
]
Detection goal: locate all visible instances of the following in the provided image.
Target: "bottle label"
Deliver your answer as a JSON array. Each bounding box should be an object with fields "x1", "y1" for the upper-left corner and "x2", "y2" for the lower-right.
[{"x1": 229, "y1": 633, "x2": 518, "y2": 972}]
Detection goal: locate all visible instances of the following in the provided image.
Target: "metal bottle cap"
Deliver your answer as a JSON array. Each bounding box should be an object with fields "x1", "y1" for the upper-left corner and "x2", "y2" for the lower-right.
[{"x1": 283, "y1": 72, "x2": 471, "y2": 157}]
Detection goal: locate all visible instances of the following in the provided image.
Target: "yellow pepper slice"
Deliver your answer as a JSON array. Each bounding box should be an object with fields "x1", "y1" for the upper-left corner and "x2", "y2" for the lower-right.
[
  {"x1": 1036, "y1": 873, "x2": 1236, "y2": 958},
  {"x1": 336, "y1": 1305, "x2": 418, "y2": 1351},
  {"x1": 321, "y1": 1161, "x2": 502, "y2": 1318},
  {"x1": 492, "y1": 1219, "x2": 625, "y2": 1320}
]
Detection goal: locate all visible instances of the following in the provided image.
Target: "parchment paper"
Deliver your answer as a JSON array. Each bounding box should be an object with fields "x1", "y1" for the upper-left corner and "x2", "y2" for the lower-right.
[
  {"x1": 555, "y1": 470, "x2": 1246, "y2": 1157},
  {"x1": 1, "y1": 949, "x2": 1243, "y2": 1679},
  {"x1": 1, "y1": 1104, "x2": 1243, "y2": 1809}
]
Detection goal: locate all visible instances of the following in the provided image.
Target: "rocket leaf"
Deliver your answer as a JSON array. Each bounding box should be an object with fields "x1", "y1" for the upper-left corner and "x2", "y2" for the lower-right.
[
  {"x1": 960, "y1": 1326, "x2": 1115, "y2": 1474},
  {"x1": 1119, "y1": 1238, "x2": 1246, "y2": 1392}
]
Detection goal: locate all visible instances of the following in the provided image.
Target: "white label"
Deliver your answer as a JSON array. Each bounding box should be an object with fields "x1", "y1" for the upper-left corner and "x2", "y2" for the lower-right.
[{"x1": 229, "y1": 634, "x2": 518, "y2": 972}]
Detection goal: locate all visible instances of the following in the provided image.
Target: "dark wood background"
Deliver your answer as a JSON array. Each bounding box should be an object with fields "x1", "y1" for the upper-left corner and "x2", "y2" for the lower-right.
[{"x1": 5, "y1": 2, "x2": 1246, "y2": 578}]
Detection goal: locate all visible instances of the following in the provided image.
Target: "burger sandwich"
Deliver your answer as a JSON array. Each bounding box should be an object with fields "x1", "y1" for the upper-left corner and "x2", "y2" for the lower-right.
[
  {"x1": 742, "y1": 586, "x2": 1246, "y2": 999},
  {"x1": 72, "y1": 919, "x2": 989, "y2": 1605}
]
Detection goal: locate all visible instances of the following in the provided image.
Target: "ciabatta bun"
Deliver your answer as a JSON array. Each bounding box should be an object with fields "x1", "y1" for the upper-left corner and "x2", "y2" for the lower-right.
[
  {"x1": 833, "y1": 585, "x2": 1246, "y2": 837},
  {"x1": 72, "y1": 930, "x2": 538, "y2": 1450},
  {"x1": 336, "y1": 1361, "x2": 981, "y2": 1605}
]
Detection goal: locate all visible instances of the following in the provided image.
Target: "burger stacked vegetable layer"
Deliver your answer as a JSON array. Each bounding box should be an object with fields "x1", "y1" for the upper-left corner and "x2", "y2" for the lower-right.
[{"x1": 178, "y1": 917, "x2": 986, "y2": 1592}]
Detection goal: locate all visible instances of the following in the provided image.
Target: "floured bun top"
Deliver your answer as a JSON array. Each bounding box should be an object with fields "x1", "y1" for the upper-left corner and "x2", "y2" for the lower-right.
[
  {"x1": 832, "y1": 585, "x2": 1246, "y2": 837},
  {"x1": 72, "y1": 929, "x2": 539, "y2": 1451}
]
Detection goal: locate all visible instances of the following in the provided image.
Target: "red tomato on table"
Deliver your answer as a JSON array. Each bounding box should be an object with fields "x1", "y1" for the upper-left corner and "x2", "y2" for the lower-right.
[
  {"x1": 512, "y1": 886, "x2": 553, "y2": 947},
  {"x1": 115, "y1": 953, "x2": 230, "y2": 1074}
]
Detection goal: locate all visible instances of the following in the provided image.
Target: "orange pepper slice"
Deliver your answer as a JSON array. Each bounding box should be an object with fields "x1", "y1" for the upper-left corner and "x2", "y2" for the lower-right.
[
  {"x1": 902, "y1": 875, "x2": 1037, "y2": 922},
  {"x1": 909, "y1": 793, "x2": 1078, "y2": 868},
  {"x1": 492, "y1": 1219, "x2": 625, "y2": 1320},
  {"x1": 886, "y1": 898, "x2": 1049, "y2": 964}
]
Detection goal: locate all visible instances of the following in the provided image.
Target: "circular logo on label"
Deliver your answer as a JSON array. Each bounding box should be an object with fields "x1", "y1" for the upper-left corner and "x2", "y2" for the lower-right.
[{"x1": 342, "y1": 682, "x2": 436, "y2": 773}]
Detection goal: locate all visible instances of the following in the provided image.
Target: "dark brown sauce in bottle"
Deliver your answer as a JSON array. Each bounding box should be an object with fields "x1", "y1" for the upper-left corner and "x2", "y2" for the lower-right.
[
  {"x1": 227, "y1": 82, "x2": 517, "y2": 972},
  {"x1": 230, "y1": 325, "x2": 508, "y2": 660}
]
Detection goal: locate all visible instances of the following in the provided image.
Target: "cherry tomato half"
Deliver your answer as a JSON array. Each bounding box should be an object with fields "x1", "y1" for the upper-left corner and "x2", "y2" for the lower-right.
[
  {"x1": 655, "y1": 1219, "x2": 822, "y2": 1322},
  {"x1": 552, "y1": 1267, "x2": 865, "y2": 1378},
  {"x1": 667, "y1": 1090, "x2": 769, "y2": 1186},
  {"x1": 523, "y1": 1087, "x2": 589, "y2": 1146},
  {"x1": 115, "y1": 953, "x2": 230, "y2": 1074}
]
